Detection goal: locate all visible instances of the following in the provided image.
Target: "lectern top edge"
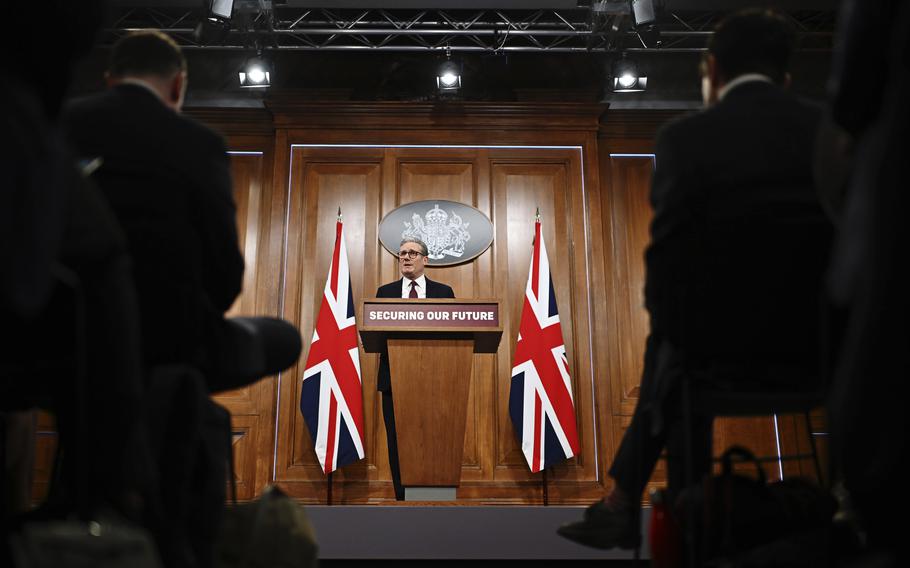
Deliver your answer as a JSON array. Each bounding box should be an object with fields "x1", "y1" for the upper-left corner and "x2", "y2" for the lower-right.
[{"x1": 362, "y1": 298, "x2": 500, "y2": 305}]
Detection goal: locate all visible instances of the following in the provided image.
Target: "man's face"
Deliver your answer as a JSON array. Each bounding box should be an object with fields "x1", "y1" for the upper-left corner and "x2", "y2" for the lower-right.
[{"x1": 398, "y1": 242, "x2": 428, "y2": 280}]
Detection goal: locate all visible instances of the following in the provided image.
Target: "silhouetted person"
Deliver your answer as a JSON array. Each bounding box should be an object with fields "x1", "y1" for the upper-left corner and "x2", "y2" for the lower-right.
[
  {"x1": 558, "y1": 9, "x2": 833, "y2": 549},
  {"x1": 62, "y1": 31, "x2": 301, "y2": 393}
]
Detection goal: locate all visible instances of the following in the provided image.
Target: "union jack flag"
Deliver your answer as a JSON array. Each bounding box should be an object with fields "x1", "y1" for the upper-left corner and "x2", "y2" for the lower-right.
[
  {"x1": 509, "y1": 218, "x2": 580, "y2": 472},
  {"x1": 300, "y1": 218, "x2": 365, "y2": 474}
]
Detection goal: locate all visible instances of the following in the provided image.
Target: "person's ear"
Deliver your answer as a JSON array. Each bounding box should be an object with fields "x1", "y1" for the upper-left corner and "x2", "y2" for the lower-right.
[
  {"x1": 169, "y1": 71, "x2": 187, "y2": 110},
  {"x1": 701, "y1": 54, "x2": 721, "y2": 106}
]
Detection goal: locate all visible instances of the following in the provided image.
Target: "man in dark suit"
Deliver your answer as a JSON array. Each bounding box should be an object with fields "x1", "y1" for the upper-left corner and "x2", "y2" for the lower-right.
[
  {"x1": 61, "y1": 30, "x2": 302, "y2": 568},
  {"x1": 62, "y1": 31, "x2": 300, "y2": 392},
  {"x1": 376, "y1": 237, "x2": 455, "y2": 500},
  {"x1": 559, "y1": 9, "x2": 832, "y2": 549}
]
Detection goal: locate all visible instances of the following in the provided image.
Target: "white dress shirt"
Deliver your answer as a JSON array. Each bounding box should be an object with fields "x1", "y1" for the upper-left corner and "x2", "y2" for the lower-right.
[
  {"x1": 401, "y1": 274, "x2": 427, "y2": 298},
  {"x1": 718, "y1": 73, "x2": 773, "y2": 101}
]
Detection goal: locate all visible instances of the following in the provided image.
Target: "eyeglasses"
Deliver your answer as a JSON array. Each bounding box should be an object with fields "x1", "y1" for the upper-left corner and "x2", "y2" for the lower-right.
[{"x1": 398, "y1": 250, "x2": 424, "y2": 260}]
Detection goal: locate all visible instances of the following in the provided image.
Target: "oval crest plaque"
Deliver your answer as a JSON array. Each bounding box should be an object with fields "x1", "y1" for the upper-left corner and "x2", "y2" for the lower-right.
[{"x1": 378, "y1": 200, "x2": 494, "y2": 266}]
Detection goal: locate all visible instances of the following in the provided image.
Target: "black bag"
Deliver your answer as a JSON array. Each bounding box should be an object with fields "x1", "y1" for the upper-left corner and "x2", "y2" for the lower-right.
[
  {"x1": 677, "y1": 445, "x2": 836, "y2": 560},
  {"x1": 10, "y1": 518, "x2": 162, "y2": 568}
]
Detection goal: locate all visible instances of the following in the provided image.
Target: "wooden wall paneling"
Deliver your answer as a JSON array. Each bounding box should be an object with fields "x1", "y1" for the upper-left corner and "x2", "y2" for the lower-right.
[
  {"x1": 463, "y1": 150, "x2": 495, "y2": 485},
  {"x1": 248, "y1": 129, "x2": 291, "y2": 496},
  {"x1": 601, "y1": 155, "x2": 655, "y2": 418},
  {"x1": 30, "y1": 412, "x2": 56, "y2": 503},
  {"x1": 489, "y1": 154, "x2": 601, "y2": 501},
  {"x1": 274, "y1": 147, "x2": 384, "y2": 503},
  {"x1": 772, "y1": 411, "x2": 828, "y2": 483},
  {"x1": 212, "y1": 130, "x2": 294, "y2": 500},
  {"x1": 214, "y1": 146, "x2": 275, "y2": 500},
  {"x1": 210, "y1": 104, "x2": 614, "y2": 504},
  {"x1": 582, "y1": 134, "x2": 622, "y2": 497},
  {"x1": 395, "y1": 154, "x2": 477, "y2": 298},
  {"x1": 266, "y1": 102, "x2": 609, "y2": 141},
  {"x1": 561, "y1": 140, "x2": 601, "y2": 498},
  {"x1": 229, "y1": 414, "x2": 259, "y2": 500},
  {"x1": 213, "y1": 151, "x2": 260, "y2": 417},
  {"x1": 394, "y1": 152, "x2": 480, "y2": 477}
]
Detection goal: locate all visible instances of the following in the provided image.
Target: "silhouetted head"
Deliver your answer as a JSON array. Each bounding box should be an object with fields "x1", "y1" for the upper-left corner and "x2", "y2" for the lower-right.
[
  {"x1": 106, "y1": 30, "x2": 188, "y2": 112},
  {"x1": 700, "y1": 9, "x2": 797, "y2": 104}
]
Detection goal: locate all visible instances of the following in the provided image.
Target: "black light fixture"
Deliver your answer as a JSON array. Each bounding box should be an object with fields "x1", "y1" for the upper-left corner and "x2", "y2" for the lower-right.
[
  {"x1": 210, "y1": 0, "x2": 234, "y2": 20},
  {"x1": 611, "y1": 54, "x2": 647, "y2": 92},
  {"x1": 629, "y1": 0, "x2": 656, "y2": 26},
  {"x1": 629, "y1": 0, "x2": 661, "y2": 48},
  {"x1": 239, "y1": 52, "x2": 271, "y2": 88},
  {"x1": 436, "y1": 49, "x2": 462, "y2": 94},
  {"x1": 195, "y1": 0, "x2": 234, "y2": 46}
]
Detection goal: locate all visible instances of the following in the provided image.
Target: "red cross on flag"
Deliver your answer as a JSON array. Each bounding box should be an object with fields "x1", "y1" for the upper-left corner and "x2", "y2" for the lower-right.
[
  {"x1": 509, "y1": 218, "x2": 580, "y2": 472},
  {"x1": 300, "y1": 218, "x2": 365, "y2": 474}
]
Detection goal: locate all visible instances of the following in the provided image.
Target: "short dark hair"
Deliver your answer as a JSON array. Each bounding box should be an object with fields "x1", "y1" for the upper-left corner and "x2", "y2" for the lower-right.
[
  {"x1": 708, "y1": 9, "x2": 796, "y2": 85},
  {"x1": 108, "y1": 30, "x2": 186, "y2": 79}
]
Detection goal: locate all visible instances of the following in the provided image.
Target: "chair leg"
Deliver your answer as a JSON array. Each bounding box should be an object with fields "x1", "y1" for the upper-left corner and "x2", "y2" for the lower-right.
[{"x1": 804, "y1": 411, "x2": 824, "y2": 486}]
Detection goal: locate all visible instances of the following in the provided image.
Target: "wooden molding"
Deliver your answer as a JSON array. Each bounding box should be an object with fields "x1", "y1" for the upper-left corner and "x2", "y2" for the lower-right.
[
  {"x1": 262, "y1": 100, "x2": 609, "y2": 131},
  {"x1": 598, "y1": 109, "x2": 687, "y2": 139},
  {"x1": 186, "y1": 107, "x2": 275, "y2": 137}
]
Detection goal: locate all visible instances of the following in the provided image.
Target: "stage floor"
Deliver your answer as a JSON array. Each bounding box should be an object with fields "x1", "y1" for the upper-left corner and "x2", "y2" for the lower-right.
[{"x1": 306, "y1": 505, "x2": 651, "y2": 560}]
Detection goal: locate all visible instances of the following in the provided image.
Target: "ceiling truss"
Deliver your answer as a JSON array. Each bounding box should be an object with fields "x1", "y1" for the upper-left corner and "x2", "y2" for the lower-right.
[{"x1": 104, "y1": 7, "x2": 836, "y2": 53}]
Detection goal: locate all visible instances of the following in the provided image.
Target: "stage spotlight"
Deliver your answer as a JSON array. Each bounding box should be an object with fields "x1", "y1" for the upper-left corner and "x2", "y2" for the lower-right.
[
  {"x1": 611, "y1": 55, "x2": 647, "y2": 92},
  {"x1": 436, "y1": 58, "x2": 462, "y2": 94},
  {"x1": 239, "y1": 54, "x2": 271, "y2": 88},
  {"x1": 210, "y1": 0, "x2": 234, "y2": 20},
  {"x1": 629, "y1": 0, "x2": 656, "y2": 27},
  {"x1": 194, "y1": 0, "x2": 234, "y2": 45},
  {"x1": 630, "y1": 0, "x2": 661, "y2": 48}
]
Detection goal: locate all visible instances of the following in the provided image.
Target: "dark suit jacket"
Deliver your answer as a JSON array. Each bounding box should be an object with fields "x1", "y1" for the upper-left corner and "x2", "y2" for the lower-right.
[
  {"x1": 62, "y1": 84, "x2": 244, "y2": 369},
  {"x1": 375, "y1": 277, "x2": 455, "y2": 392},
  {"x1": 645, "y1": 81, "x2": 832, "y2": 373}
]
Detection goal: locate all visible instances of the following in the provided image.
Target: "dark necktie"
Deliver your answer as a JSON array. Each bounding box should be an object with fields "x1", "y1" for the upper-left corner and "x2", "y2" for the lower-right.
[{"x1": 409, "y1": 280, "x2": 418, "y2": 298}]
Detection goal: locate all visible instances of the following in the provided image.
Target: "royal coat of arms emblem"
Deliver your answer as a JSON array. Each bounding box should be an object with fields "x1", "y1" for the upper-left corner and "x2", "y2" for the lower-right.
[
  {"x1": 402, "y1": 204, "x2": 471, "y2": 260},
  {"x1": 378, "y1": 199, "x2": 493, "y2": 266}
]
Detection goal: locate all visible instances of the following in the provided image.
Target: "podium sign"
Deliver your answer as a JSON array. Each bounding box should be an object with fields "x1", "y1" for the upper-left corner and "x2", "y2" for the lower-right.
[{"x1": 360, "y1": 299, "x2": 502, "y2": 492}]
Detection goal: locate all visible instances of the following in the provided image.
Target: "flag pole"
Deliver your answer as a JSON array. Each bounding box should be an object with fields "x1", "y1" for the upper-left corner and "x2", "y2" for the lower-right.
[
  {"x1": 537, "y1": 208, "x2": 548, "y2": 508},
  {"x1": 326, "y1": 205, "x2": 340, "y2": 508},
  {"x1": 542, "y1": 467, "x2": 549, "y2": 506}
]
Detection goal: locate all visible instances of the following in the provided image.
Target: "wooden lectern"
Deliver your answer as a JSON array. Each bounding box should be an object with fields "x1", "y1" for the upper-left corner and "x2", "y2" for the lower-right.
[{"x1": 360, "y1": 298, "x2": 502, "y2": 491}]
